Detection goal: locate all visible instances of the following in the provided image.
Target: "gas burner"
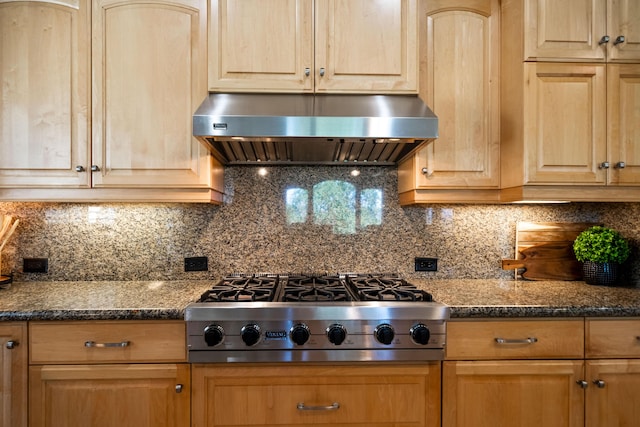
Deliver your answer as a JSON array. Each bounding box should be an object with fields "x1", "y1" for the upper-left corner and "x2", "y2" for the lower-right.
[
  {"x1": 200, "y1": 274, "x2": 279, "y2": 302},
  {"x1": 282, "y1": 274, "x2": 353, "y2": 302},
  {"x1": 347, "y1": 274, "x2": 433, "y2": 302}
]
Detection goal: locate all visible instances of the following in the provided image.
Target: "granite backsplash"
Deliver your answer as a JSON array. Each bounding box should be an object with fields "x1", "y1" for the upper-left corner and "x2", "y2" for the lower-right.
[{"x1": 1, "y1": 166, "x2": 638, "y2": 284}]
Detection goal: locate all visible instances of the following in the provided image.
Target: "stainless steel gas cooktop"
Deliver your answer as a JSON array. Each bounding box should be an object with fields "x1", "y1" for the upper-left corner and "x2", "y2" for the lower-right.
[{"x1": 186, "y1": 273, "x2": 449, "y2": 363}]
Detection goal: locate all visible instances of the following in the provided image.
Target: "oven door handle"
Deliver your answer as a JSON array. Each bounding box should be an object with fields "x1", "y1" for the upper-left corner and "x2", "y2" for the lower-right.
[{"x1": 297, "y1": 402, "x2": 340, "y2": 411}]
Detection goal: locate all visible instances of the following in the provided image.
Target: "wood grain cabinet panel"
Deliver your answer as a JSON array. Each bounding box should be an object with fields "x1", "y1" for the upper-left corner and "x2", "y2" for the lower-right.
[
  {"x1": 29, "y1": 320, "x2": 186, "y2": 364},
  {"x1": 397, "y1": 0, "x2": 500, "y2": 204},
  {"x1": 192, "y1": 363, "x2": 441, "y2": 427},
  {"x1": 92, "y1": 0, "x2": 216, "y2": 189},
  {"x1": 29, "y1": 363, "x2": 190, "y2": 427},
  {"x1": 28, "y1": 320, "x2": 190, "y2": 427},
  {"x1": 443, "y1": 360, "x2": 585, "y2": 427},
  {"x1": 446, "y1": 319, "x2": 584, "y2": 360},
  {"x1": 501, "y1": 0, "x2": 640, "y2": 201},
  {"x1": 0, "y1": 0, "x2": 91, "y2": 188},
  {"x1": 209, "y1": 0, "x2": 418, "y2": 93},
  {"x1": 0, "y1": 322, "x2": 27, "y2": 427}
]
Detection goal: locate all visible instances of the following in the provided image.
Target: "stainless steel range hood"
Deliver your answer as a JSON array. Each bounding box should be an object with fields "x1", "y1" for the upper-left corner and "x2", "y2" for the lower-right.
[{"x1": 193, "y1": 93, "x2": 438, "y2": 165}]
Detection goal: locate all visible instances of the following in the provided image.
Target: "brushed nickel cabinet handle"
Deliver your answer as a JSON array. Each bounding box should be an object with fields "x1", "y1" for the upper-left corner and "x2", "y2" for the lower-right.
[
  {"x1": 175, "y1": 384, "x2": 183, "y2": 393},
  {"x1": 304, "y1": 67, "x2": 310, "y2": 76},
  {"x1": 5, "y1": 340, "x2": 18, "y2": 349},
  {"x1": 84, "y1": 340, "x2": 130, "y2": 348},
  {"x1": 615, "y1": 162, "x2": 626, "y2": 169},
  {"x1": 576, "y1": 380, "x2": 588, "y2": 389},
  {"x1": 319, "y1": 67, "x2": 325, "y2": 77},
  {"x1": 297, "y1": 402, "x2": 340, "y2": 411},
  {"x1": 495, "y1": 337, "x2": 538, "y2": 344},
  {"x1": 593, "y1": 380, "x2": 606, "y2": 388},
  {"x1": 599, "y1": 162, "x2": 610, "y2": 169},
  {"x1": 614, "y1": 35, "x2": 625, "y2": 45},
  {"x1": 75, "y1": 166, "x2": 86, "y2": 172},
  {"x1": 599, "y1": 35, "x2": 610, "y2": 44},
  {"x1": 90, "y1": 165, "x2": 100, "y2": 172}
]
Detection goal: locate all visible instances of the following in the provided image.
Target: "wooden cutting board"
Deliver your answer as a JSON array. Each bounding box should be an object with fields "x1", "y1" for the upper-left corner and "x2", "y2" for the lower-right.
[{"x1": 501, "y1": 221, "x2": 601, "y2": 281}]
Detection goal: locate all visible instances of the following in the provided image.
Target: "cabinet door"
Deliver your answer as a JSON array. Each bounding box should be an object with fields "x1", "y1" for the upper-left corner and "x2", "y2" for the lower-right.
[
  {"x1": 524, "y1": 0, "x2": 606, "y2": 61},
  {"x1": 607, "y1": 0, "x2": 640, "y2": 62},
  {"x1": 209, "y1": 0, "x2": 313, "y2": 92},
  {"x1": 0, "y1": 323, "x2": 27, "y2": 427},
  {"x1": 92, "y1": 0, "x2": 213, "y2": 188},
  {"x1": 443, "y1": 360, "x2": 584, "y2": 427},
  {"x1": 416, "y1": 0, "x2": 499, "y2": 188},
  {"x1": 192, "y1": 363, "x2": 441, "y2": 427},
  {"x1": 29, "y1": 363, "x2": 190, "y2": 427},
  {"x1": 315, "y1": 0, "x2": 418, "y2": 93},
  {"x1": 585, "y1": 360, "x2": 640, "y2": 427},
  {"x1": 0, "y1": 0, "x2": 90, "y2": 188},
  {"x1": 607, "y1": 64, "x2": 640, "y2": 185},
  {"x1": 524, "y1": 62, "x2": 607, "y2": 184}
]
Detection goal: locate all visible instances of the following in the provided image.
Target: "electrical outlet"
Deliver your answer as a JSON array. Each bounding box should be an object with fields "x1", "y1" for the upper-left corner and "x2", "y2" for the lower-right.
[
  {"x1": 24, "y1": 258, "x2": 49, "y2": 273},
  {"x1": 415, "y1": 257, "x2": 437, "y2": 272},
  {"x1": 184, "y1": 256, "x2": 208, "y2": 272}
]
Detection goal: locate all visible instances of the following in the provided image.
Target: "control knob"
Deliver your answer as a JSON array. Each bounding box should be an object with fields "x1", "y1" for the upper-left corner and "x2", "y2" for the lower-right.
[
  {"x1": 374, "y1": 323, "x2": 395, "y2": 345},
  {"x1": 327, "y1": 324, "x2": 347, "y2": 345},
  {"x1": 240, "y1": 324, "x2": 261, "y2": 346},
  {"x1": 410, "y1": 324, "x2": 431, "y2": 345},
  {"x1": 290, "y1": 323, "x2": 311, "y2": 346},
  {"x1": 203, "y1": 324, "x2": 225, "y2": 347}
]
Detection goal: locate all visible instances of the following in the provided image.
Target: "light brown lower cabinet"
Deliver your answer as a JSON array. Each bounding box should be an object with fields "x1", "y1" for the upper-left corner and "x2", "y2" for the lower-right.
[
  {"x1": 191, "y1": 363, "x2": 441, "y2": 427},
  {"x1": 0, "y1": 322, "x2": 27, "y2": 427},
  {"x1": 443, "y1": 360, "x2": 585, "y2": 427},
  {"x1": 29, "y1": 363, "x2": 190, "y2": 427},
  {"x1": 28, "y1": 320, "x2": 190, "y2": 427},
  {"x1": 444, "y1": 318, "x2": 640, "y2": 427}
]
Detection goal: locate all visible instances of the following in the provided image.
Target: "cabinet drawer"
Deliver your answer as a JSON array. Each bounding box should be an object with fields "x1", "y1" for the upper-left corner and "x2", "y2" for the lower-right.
[
  {"x1": 446, "y1": 319, "x2": 584, "y2": 360},
  {"x1": 192, "y1": 364, "x2": 440, "y2": 427},
  {"x1": 29, "y1": 320, "x2": 186, "y2": 364},
  {"x1": 586, "y1": 318, "x2": 640, "y2": 358}
]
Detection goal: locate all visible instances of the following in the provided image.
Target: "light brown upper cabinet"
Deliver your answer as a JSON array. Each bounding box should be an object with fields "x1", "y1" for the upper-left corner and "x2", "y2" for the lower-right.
[
  {"x1": 398, "y1": 0, "x2": 501, "y2": 204},
  {"x1": 0, "y1": 0, "x2": 223, "y2": 202},
  {"x1": 208, "y1": 0, "x2": 418, "y2": 93},
  {"x1": 92, "y1": 0, "x2": 218, "y2": 190},
  {"x1": 523, "y1": 0, "x2": 640, "y2": 62},
  {"x1": 0, "y1": 0, "x2": 91, "y2": 188},
  {"x1": 501, "y1": 0, "x2": 640, "y2": 202}
]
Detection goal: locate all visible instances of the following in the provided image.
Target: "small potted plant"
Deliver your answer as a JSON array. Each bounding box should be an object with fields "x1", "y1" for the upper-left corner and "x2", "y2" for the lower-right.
[{"x1": 573, "y1": 226, "x2": 631, "y2": 286}]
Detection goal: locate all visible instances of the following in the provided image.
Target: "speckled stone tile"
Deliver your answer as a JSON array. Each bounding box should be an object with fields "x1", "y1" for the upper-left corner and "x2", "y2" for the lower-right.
[{"x1": 0, "y1": 166, "x2": 638, "y2": 285}]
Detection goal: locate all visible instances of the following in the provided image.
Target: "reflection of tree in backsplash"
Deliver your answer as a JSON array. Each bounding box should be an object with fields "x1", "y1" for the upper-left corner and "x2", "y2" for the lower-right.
[{"x1": 286, "y1": 180, "x2": 382, "y2": 235}]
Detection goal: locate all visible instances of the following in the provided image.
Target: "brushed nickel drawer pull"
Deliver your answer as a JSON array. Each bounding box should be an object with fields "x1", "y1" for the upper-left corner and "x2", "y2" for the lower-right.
[
  {"x1": 576, "y1": 380, "x2": 588, "y2": 389},
  {"x1": 5, "y1": 340, "x2": 18, "y2": 349},
  {"x1": 495, "y1": 337, "x2": 538, "y2": 344},
  {"x1": 593, "y1": 379, "x2": 606, "y2": 388},
  {"x1": 297, "y1": 402, "x2": 340, "y2": 411},
  {"x1": 84, "y1": 340, "x2": 130, "y2": 348}
]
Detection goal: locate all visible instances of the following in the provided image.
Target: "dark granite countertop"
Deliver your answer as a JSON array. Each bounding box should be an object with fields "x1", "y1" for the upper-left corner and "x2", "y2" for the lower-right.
[{"x1": 0, "y1": 279, "x2": 639, "y2": 321}]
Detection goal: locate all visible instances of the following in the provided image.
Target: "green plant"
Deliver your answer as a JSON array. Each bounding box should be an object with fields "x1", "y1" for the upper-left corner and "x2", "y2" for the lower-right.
[{"x1": 573, "y1": 226, "x2": 631, "y2": 263}]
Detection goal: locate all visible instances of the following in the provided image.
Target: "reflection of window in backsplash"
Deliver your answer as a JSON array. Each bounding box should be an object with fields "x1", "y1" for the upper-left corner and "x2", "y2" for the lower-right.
[
  {"x1": 286, "y1": 181, "x2": 382, "y2": 234},
  {"x1": 0, "y1": 166, "x2": 638, "y2": 283}
]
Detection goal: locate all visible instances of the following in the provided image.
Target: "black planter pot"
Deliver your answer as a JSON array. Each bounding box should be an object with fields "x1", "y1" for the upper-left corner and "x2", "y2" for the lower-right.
[{"x1": 582, "y1": 261, "x2": 621, "y2": 286}]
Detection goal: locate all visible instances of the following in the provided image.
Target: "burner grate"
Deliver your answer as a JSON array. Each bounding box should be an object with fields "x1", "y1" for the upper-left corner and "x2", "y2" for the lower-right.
[
  {"x1": 282, "y1": 274, "x2": 353, "y2": 302},
  {"x1": 200, "y1": 275, "x2": 279, "y2": 302}
]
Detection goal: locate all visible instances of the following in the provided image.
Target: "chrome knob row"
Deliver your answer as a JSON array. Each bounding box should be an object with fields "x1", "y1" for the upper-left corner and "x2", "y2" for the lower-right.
[
  {"x1": 599, "y1": 35, "x2": 626, "y2": 46},
  {"x1": 599, "y1": 161, "x2": 626, "y2": 169},
  {"x1": 75, "y1": 165, "x2": 101, "y2": 172},
  {"x1": 203, "y1": 322, "x2": 432, "y2": 347}
]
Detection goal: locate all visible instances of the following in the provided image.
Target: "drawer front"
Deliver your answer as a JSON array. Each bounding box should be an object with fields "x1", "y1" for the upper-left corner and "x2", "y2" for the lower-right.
[
  {"x1": 192, "y1": 364, "x2": 441, "y2": 427},
  {"x1": 446, "y1": 319, "x2": 584, "y2": 360},
  {"x1": 586, "y1": 318, "x2": 640, "y2": 358},
  {"x1": 29, "y1": 320, "x2": 186, "y2": 364}
]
